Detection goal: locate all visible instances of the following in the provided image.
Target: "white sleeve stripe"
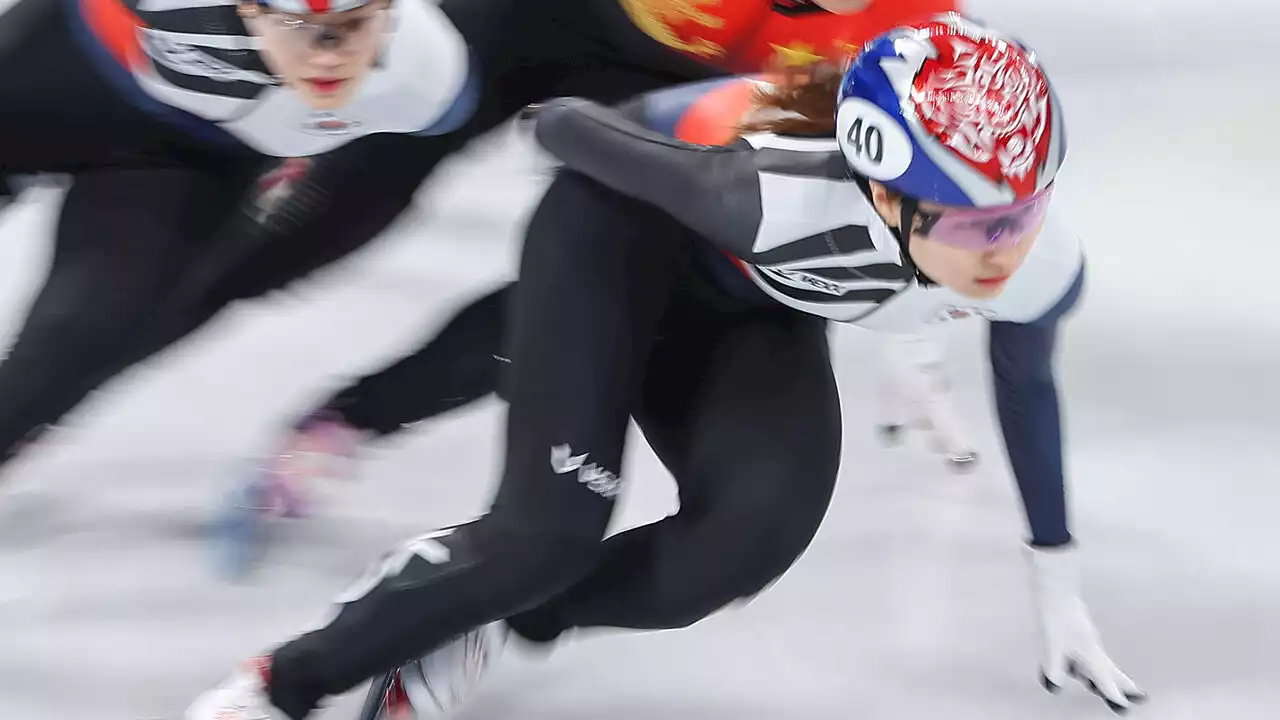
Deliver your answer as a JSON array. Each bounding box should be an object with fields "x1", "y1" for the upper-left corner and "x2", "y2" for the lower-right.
[
  {"x1": 134, "y1": 71, "x2": 249, "y2": 119},
  {"x1": 136, "y1": 0, "x2": 237, "y2": 10},
  {"x1": 140, "y1": 27, "x2": 262, "y2": 52}
]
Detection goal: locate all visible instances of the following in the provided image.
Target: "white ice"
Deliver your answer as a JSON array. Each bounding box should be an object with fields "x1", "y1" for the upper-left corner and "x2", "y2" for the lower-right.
[{"x1": 1, "y1": 2, "x2": 1278, "y2": 718}]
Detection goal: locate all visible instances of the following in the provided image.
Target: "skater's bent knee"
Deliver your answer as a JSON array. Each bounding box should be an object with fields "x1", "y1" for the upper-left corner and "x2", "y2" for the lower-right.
[
  {"x1": 635, "y1": 508, "x2": 832, "y2": 630},
  {"x1": 667, "y1": 479, "x2": 834, "y2": 618},
  {"x1": 709, "y1": 466, "x2": 835, "y2": 548},
  {"x1": 728, "y1": 494, "x2": 830, "y2": 581}
]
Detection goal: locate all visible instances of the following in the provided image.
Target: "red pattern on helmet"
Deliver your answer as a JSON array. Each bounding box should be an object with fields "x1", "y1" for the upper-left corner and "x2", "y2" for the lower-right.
[
  {"x1": 306, "y1": 0, "x2": 332, "y2": 12},
  {"x1": 909, "y1": 20, "x2": 1053, "y2": 197}
]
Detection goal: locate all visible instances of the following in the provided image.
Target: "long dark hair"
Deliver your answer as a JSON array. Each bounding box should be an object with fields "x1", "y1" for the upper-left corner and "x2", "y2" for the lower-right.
[{"x1": 737, "y1": 62, "x2": 843, "y2": 137}]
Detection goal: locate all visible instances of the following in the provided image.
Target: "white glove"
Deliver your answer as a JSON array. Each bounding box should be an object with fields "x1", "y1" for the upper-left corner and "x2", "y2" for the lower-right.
[{"x1": 1026, "y1": 543, "x2": 1147, "y2": 713}]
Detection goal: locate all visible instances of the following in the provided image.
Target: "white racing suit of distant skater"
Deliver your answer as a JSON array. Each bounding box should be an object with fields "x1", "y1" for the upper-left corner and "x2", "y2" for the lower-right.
[
  {"x1": 874, "y1": 328, "x2": 976, "y2": 463},
  {"x1": 74, "y1": 0, "x2": 478, "y2": 157}
]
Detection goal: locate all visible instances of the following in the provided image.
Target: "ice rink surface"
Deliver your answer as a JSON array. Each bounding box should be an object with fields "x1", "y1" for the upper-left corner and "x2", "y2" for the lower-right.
[{"x1": 1, "y1": 1, "x2": 1278, "y2": 718}]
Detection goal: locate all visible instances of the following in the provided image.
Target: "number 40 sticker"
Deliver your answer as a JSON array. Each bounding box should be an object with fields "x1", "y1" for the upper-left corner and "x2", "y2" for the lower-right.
[
  {"x1": 836, "y1": 98, "x2": 913, "y2": 181},
  {"x1": 847, "y1": 116, "x2": 884, "y2": 164}
]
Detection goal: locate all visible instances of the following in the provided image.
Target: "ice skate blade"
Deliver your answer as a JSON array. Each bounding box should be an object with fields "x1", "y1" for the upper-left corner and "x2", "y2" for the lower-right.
[{"x1": 946, "y1": 453, "x2": 980, "y2": 474}]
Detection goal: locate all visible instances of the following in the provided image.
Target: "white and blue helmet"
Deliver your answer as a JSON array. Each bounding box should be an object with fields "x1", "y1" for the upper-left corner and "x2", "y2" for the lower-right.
[{"x1": 836, "y1": 13, "x2": 1066, "y2": 209}]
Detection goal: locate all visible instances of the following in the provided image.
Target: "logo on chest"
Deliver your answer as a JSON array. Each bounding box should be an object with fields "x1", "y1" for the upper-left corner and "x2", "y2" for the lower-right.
[
  {"x1": 758, "y1": 266, "x2": 847, "y2": 296},
  {"x1": 252, "y1": 158, "x2": 313, "y2": 222},
  {"x1": 936, "y1": 305, "x2": 998, "y2": 322},
  {"x1": 302, "y1": 112, "x2": 363, "y2": 136}
]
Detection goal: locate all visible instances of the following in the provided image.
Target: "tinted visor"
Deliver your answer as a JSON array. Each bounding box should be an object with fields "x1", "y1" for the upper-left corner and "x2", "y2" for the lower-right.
[{"x1": 915, "y1": 185, "x2": 1054, "y2": 251}]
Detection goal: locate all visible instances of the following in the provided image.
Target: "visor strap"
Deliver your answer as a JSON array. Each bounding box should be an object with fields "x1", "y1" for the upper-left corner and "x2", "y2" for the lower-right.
[{"x1": 899, "y1": 198, "x2": 936, "y2": 287}]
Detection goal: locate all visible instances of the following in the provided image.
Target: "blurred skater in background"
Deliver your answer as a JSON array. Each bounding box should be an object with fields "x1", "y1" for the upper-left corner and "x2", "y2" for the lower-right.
[{"x1": 874, "y1": 328, "x2": 979, "y2": 469}]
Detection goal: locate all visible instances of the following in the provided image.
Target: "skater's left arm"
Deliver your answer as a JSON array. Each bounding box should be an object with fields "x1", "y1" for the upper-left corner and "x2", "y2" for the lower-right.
[
  {"x1": 988, "y1": 266, "x2": 1147, "y2": 709},
  {"x1": 987, "y1": 267, "x2": 1085, "y2": 548}
]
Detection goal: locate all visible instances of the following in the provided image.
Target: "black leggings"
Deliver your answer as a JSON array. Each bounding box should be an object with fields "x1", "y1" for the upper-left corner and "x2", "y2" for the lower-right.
[
  {"x1": 266, "y1": 171, "x2": 843, "y2": 719},
  {"x1": 0, "y1": 0, "x2": 721, "y2": 471},
  {"x1": 316, "y1": 284, "x2": 513, "y2": 435}
]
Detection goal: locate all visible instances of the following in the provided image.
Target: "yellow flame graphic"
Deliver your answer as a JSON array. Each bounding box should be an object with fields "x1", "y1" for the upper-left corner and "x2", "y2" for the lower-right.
[{"x1": 618, "y1": 0, "x2": 727, "y2": 58}]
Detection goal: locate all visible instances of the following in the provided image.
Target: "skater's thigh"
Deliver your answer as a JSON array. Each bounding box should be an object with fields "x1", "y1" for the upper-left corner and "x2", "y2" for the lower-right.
[
  {"x1": 638, "y1": 310, "x2": 842, "y2": 545},
  {"x1": 29, "y1": 168, "x2": 237, "y2": 347},
  {"x1": 630, "y1": 297, "x2": 727, "y2": 480},
  {"x1": 0, "y1": 166, "x2": 242, "y2": 460}
]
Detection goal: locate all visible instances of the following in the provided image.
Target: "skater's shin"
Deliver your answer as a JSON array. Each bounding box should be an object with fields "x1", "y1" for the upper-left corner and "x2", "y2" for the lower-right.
[{"x1": 268, "y1": 519, "x2": 602, "y2": 717}]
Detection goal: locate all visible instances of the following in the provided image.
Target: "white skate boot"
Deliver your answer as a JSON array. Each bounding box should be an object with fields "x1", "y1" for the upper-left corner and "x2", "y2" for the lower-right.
[
  {"x1": 361, "y1": 622, "x2": 510, "y2": 718},
  {"x1": 875, "y1": 331, "x2": 979, "y2": 473},
  {"x1": 261, "y1": 409, "x2": 365, "y2": 519},
  {"x1": 186, "y1": 658, "x2": 288, "y2": 720},
  {"x1": 919, "y1": 412, "x2": 980, "y2": 473}
]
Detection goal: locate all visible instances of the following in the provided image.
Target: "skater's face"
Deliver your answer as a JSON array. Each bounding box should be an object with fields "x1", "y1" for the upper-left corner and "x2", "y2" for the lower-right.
[
  {"x1": 869, "y1": 181, "x2": 1044, "y2": 300},
  {"x1": 243, "y1": 0, "x2": 390, "y2": 111}
]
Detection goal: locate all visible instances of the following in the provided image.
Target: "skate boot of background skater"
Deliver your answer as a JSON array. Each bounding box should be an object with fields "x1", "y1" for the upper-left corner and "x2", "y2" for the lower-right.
[
  {"x1": 356, "y1": 622, "x2": 511, "y2": 719},
  {"x1": 186, "y1": 657, "x2": 288, "y2": 720},
  {"x1": 211, "y1": 410, "x2": 365, "y2": 579},
  {"x1": 913, "y1": 366, "x2": 980, "y2": 473},
  {"x1": 900, "y1": 371, "x2": 981, "y2": 473},
  {"x1": 874, "y1": 358, "x2": 909, "y2": 448},
  {"x1": 211, "y1": 464, "x2": 277, "y2": 579},
  {"x1": 874, "y1": 332, "x2": 979, "y2": 472},
  {"x1": 255, "y1": 409, "x2": 365, "y2": 519}
]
